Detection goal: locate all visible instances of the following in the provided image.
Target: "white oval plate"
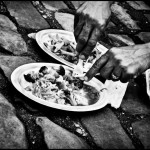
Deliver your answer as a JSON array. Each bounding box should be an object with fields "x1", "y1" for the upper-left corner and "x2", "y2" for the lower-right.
[
  {"x1": 36, "y1": 29, "x2": 76, "y2": 68},
  {"x1": 35, "y1": 29, "x2": 108, "y2": 70},
  {"x1": 11, "y1": 63, "x2": 109, "y2": 112}
]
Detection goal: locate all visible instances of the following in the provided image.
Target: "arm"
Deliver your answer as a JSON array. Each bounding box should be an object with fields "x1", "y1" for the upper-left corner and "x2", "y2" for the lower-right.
[
  {"x1": 84, "y1": 42, "x2": 150, "y2": 83},
  {"x1": 74, "y1": 1, "x2": 113, "y2": 60}
]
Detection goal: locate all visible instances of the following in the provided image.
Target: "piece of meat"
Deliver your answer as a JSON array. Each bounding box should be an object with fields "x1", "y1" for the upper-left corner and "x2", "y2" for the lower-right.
[
  {"x1": 24, "y1": 74, "x2": 36, "y2": 83},
  {"x1": 72, "y1": 78, "x2": 84, "y2": 89},
  {"x1": 56, "y1": 65, "x2": 65, "y2": 76},
  {"x1": 39, "y1": 66, "x2": 49, "y2": 75}
]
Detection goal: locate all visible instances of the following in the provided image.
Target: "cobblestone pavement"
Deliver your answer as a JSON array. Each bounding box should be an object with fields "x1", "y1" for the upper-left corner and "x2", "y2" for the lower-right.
[{"x1": 0, "y1": 1, "x2": 150, "y2": 149}]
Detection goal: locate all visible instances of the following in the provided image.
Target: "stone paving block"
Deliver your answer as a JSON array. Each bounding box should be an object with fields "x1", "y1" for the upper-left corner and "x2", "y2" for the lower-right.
[
  {"x1": 55, "y1": 12, "x2": 74, "y2": 32},
  {"x1": 81, "y1": 107, "x2": 135, "y2": 149},
  {"x1": 0, "y1": 55, "x2": 37, "y2": 112},
  {"x1": 0, "y1": 56, "x2": 35, "y2": 81},
  {"x1": 0, "y1": 27, "x2": 27, "y2": 55},
  {"x1": 4, "y1": 1, "x2": 50, "y2": 29},
  {"x1": 111, "y1": 2, "x2": 140, "y2": 30},
  {"x1": 0, "y1": 93, "x2": 27, "y2": 149},
  {"x1": 36, "y1": 117, "x2": 90, "y2": 149},
  {"x1": 42, "y1": 1, "x2": 68, "y2": 11},
  {"x1": 108, "y1": 34, "x2": 135, "y2": 46},
  {"x1": 132, "y1": 117, "x2": 150, "y2": 149},
  {"x1": 144, "y1": 14, "x2": 150, "y2": 23},
  {"x1": 0, "y1": 14, "x2": 17, "y2": 31},
  {"x1": 126, "y1": 1, "x2": 150, "y2": 10},
  {"x1": 121, "y1": 82, "x2": 150, "y2": 115},
  {"x1": 137, "y1": 32, "x2": 150, "y2": 43}
]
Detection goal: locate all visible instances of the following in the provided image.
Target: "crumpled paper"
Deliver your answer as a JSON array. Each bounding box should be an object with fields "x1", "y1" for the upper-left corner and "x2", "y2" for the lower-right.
[{"x1": 105, "y1": 80, "x2": 128, "y2": 108}]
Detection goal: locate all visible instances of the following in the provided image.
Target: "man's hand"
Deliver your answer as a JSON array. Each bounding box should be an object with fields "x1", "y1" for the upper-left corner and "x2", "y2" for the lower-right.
[
  {"x1": 84, "y1": 43, "x2": 150, "y2": 83},
  {"x1": 74, "y1": 1, "x2": 112, "y2": 60}
]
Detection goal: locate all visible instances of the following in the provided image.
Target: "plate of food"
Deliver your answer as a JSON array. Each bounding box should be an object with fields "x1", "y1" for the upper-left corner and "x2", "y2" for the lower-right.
[
  {"x1": 11, "y1": 63, "x2": 109, "y2": 112},
  {"x1": 36, "y1": 29, "x2": 108, "y2": 73}
]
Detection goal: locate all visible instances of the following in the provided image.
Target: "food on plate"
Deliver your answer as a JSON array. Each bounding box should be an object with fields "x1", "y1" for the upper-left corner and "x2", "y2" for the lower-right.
[
  {"x1": 23, "y1": 65, "x2": 100, "y2": 106},
  {"x1": 44, "y1": 34, "x2": 78, "y2": 64},
  {"x1": 43, "y1": 33, "x2": 104, "y2": 71},
  {"x1": 83, "y1": 45, "x2": 104, "y2": 71}
]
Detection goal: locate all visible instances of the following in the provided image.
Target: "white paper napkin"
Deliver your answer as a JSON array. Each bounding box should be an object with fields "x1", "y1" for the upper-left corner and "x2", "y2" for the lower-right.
[{"x1": 104, "y1": 80, "x2": 128, "y2": 109}]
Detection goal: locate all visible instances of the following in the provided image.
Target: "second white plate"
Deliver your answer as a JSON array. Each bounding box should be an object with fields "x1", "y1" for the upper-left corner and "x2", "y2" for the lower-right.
[
  {"x1": 36, "y1": 29, "x2": 77, "y2": 68},
  {"x1": 11, "y1": 63, "x2": 109, "y2": 112}
]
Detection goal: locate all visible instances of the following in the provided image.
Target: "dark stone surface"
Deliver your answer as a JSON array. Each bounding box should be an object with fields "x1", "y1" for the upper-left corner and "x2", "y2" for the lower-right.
[
  {"x1": 81, "y1": 107, "x2": 135, "y2": 149},
  {"x1": 0, "y1": 56, "x2": 35, "y2": 80},
  {"x1": 132, "y1": 117, "x2": 150, "y2": 149},
  {"x1": 4, "y1": 1, "x2": 50, "y2": 29},
  {"x1": 42, "y1": 1, "x2": 68, "y2": 11},
  {"x1": 36, "y1": 117, "x2": 90, "y2": 149},
  {"x1": 0, "y1": 27, "x2": 27, "y2": 55},
  {"x1": 0, "y1": 93, "x2": 27, "y2": 149},
  {"x1": 121, "y1": 82, "x2": 150, "y2": 115},
  {"x1": 0, "y1": 1, "x2": 150, "y2": 149}
]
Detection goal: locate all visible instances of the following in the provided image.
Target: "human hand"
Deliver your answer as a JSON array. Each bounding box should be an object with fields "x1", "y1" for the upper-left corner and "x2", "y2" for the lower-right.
[
  {"x1": 74, "y1": 1, "x2": 112, "y2": 60},
  {"x1": 84, "y1": 43, "x2": 150, "y2": 83}
]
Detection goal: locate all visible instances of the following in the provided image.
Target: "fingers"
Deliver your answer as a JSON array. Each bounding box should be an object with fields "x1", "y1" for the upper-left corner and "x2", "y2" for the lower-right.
[
  {"x1": 100, "y1": 61, "x2": 114, "y2": 79},
  {"x1": 79, "y1": 27, "x2": 100, "y2": 59},
  {"x1": 74, "y1": 15, "x2": 84, "y2": 42},
  {"x1": 111, "y1": 66, "x2": 122, "y2": 81},
  {"x1": 75, "y1": 22, "x2": 93, "y2": 55},
  {"x1": 120, "y1": 70, "x2": 132, "y2": 83},
  {"x1": 84, "y1": 53, "x2": 109, "y2": 81},
  {"x1": 74, "y1": 13, "x2": 80, "y2": 29},
  {"x1": 74, "y1": 15, "x2": 101, "y2": 59},
  {"x1": 120, "y1": 64, "x2": 140, "y2": 83}
]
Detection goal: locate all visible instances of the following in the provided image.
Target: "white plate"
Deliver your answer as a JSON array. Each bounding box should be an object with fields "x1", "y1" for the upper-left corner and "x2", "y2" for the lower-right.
[
  {"x1": 36, "y1": 29, "x2": 76, "y2": 68},
  {"x1": 36, "y1": 29, "x2": 108, "y2": 71},
  {"x1": 11, "y1": 63, "x2": 109, "y2": 112}
]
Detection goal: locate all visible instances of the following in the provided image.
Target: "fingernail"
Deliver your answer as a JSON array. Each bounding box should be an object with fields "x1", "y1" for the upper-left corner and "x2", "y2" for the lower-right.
[
  {"x1": 84, "y1": 76, "x2": 88, "y2": 81},
  {"x1": 79, "y1": 55, "x2": 85, "y2": 60}
]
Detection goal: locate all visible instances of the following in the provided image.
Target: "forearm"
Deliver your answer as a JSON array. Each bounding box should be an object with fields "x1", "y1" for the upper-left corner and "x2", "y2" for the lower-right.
[{"x1": 74, "y1": 1, "x2": 113, "y2": 61}]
